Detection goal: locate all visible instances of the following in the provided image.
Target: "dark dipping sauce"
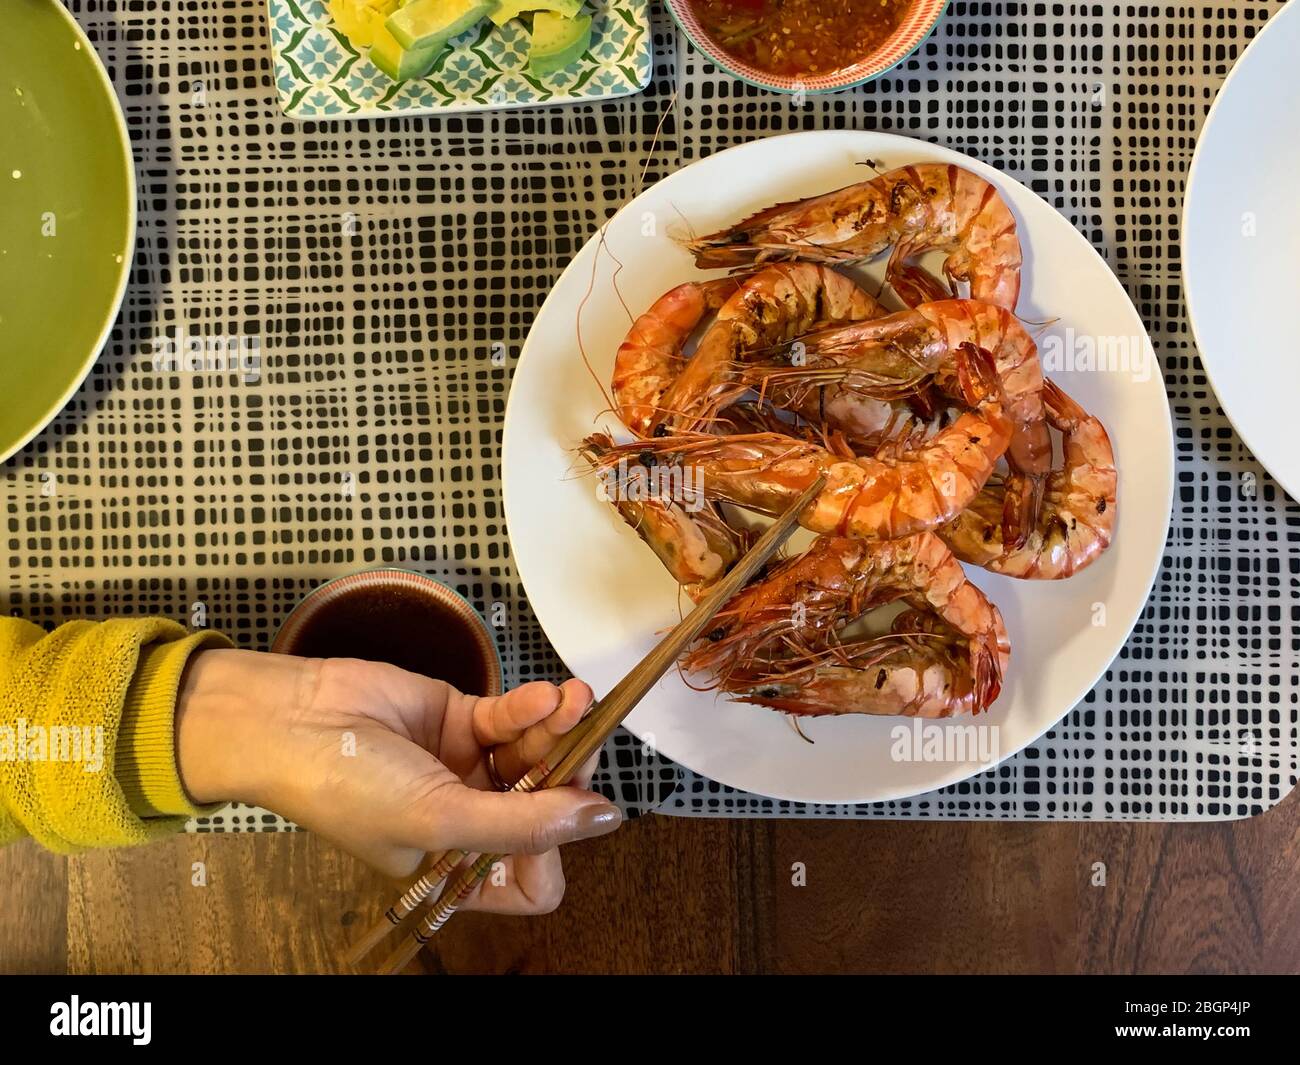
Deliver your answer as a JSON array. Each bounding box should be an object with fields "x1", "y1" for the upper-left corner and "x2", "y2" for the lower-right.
[
  {"x1": 287, "y1": 584, "x2": 495, "y2": 696},
  {"x1": 689, "y1": 0, "x2": 914, "y2": 77}
]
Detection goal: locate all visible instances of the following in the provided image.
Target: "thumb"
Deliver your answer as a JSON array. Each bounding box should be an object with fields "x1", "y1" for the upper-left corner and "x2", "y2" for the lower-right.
[{"x1": 413, "y1": 781, "x2": 622, "y2": 856}]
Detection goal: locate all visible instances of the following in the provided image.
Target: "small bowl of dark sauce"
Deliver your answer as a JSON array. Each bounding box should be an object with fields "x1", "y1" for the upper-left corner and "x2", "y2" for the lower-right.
[{"x1": 271, "y1": 569, "x2": 503, "y2": 697}]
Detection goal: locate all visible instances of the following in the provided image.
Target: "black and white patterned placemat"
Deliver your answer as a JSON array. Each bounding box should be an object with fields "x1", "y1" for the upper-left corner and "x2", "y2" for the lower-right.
[{"x1": 2, "y1": 0, "x2": 1295, "y2": 828}]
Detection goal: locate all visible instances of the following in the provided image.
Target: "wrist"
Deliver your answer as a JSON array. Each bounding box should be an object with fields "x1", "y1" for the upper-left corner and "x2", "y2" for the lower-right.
[{"x1": 174, "y1": 648, "x2": 317, "y2": 806}]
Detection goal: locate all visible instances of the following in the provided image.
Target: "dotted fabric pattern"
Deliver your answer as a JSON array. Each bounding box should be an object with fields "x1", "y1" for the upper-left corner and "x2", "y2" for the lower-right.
[{"x1": 2, "y1": 1, "x2": 1295, "y2": 830}]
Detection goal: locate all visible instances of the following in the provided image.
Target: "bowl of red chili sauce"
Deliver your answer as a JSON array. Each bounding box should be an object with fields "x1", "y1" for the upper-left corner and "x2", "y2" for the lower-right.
[{"x1": 668, "y1": 0, "x2": 948, "y2": 93}]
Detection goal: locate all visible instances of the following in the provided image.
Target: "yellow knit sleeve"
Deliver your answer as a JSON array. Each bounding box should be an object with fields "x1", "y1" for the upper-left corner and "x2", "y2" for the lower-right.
[{"x1": 0, "y1": 617, "x2": 232, "y2": 852}]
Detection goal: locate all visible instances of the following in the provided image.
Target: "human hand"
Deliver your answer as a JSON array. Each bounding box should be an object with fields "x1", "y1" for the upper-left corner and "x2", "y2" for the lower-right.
[{"x1": 173, "y1": 648, "x2": 621, "y2": 914}]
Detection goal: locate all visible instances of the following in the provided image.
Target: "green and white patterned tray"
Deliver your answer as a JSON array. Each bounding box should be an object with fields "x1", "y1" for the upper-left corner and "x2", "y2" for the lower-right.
[{"x1": 267, "y1": 0, "x2": 652, "y2": 118}]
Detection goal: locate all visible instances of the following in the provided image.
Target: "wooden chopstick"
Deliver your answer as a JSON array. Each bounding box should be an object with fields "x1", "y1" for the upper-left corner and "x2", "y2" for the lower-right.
[{"x1": 371, "y1": 474, "x2": 825, "y2": 975}]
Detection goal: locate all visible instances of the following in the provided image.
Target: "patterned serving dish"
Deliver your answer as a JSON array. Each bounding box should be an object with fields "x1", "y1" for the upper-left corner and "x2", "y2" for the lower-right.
[
  {"x1": 266, "y1": 0, "x2": 652, "y2": 118},
  {"x1": 665, "y1": 0, "x2": 949, "y2": 94}
]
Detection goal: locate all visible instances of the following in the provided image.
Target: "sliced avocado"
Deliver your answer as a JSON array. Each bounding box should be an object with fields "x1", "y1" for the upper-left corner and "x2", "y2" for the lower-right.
[
  {"x1": 528, "y1": 11, "x2": 591, "y2": 75},
  {"x1": 488, "y1": 0, "x2": 582, "y2": 28},
  {"x1": 370, "y1": 21, "x2": 445, "y2": 81},
  {"x1": 331, "y1": 0, "x2": 401, "y2": 47},
  {"x1": 386, "y1": 0, "x2": 493, "y2": 50}
]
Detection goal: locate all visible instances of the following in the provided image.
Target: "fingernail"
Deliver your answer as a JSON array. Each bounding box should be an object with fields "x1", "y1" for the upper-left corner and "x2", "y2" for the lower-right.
[{"x1": 573, "y1": 802, "x2": 622, "y2": 839}]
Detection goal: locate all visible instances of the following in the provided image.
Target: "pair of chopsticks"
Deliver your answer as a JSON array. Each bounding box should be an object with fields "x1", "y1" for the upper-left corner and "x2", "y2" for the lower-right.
[{"x1": 348, "y1": 475, "x2": 826, "y2": 975}]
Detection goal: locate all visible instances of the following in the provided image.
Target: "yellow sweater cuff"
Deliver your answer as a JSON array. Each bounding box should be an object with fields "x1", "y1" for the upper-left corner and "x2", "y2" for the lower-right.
[{"x1": 117, "y1": 631, "x2": 232, "y2": 820}]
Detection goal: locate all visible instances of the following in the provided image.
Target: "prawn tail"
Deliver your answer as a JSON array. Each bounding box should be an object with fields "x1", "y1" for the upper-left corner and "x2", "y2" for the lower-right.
[
  {"x1": 1042, "y1": 376, "x2": 1085, "y2": 425},
  {"x1": 970, "y1": 633, "x2": 1005, "y2": 715},
  {"x1": 886, "y1": 244, "x2": 953, "y2": 307},
  {"x1": 951, "y1": 341, "x2": 1003, "y2": 410},
  {"x1": 1000, "y1": 471, "x2": 1045, "y2": 552}
]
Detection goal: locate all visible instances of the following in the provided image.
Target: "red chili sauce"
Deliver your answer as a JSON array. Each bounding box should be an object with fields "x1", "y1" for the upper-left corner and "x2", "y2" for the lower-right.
[{"x1": 687, "y1": 0, "x2": 914, "y2": 78}]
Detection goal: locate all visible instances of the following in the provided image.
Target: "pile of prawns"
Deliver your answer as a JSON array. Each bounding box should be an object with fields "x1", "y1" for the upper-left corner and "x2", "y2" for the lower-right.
[{"x1": 582, "y1": 163, "x2": 1117, "y2": 722}]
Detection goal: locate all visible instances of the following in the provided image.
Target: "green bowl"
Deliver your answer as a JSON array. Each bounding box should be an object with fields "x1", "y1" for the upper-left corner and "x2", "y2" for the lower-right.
[{"x1": 0, "y1": 0, "x2": 135, "y2": 464}]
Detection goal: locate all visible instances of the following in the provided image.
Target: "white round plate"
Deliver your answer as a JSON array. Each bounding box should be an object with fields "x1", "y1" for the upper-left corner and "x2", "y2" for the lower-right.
[
  {"x1": 503, "y1": 131, "x2": 1173, "y2": 804},
  {"x1": 1185, "y1": 1, "x2": 1300, "y2": 502}
]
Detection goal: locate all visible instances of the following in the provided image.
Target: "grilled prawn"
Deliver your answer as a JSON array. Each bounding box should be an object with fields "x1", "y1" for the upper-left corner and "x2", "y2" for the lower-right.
[{"x1": 689, "y1": 164, "x2": 1022, "y2": 311}]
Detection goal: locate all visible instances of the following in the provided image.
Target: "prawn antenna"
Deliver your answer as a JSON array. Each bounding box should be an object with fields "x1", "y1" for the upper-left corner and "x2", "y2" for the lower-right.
[
  {"x1": 576, "y1": 232, "x2": 620, "y2": 417},
  {"x1": 666, "y1": 200, "x2": 699, "y2": 247},
  {"x1": 635, "y1": 87, "x2": 678, "y2": 201},
  {"x1": 575, "y1": 86, "x2": 680, "y2": 421},
  {"x1": 595, "y1": 223, "x2": 633, "y2": 325},
  {"x1": 1020, "y1": 313, "x2": 1061, "y2": 334},
  {"x1": 788, "y1": 715, "x2": 815, "y2": 744}
]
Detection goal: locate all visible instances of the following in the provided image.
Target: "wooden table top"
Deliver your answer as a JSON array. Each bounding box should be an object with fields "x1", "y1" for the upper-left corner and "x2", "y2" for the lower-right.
[{"x1": 4, "y1": 790, "x2": 1299, "y2": 974}]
